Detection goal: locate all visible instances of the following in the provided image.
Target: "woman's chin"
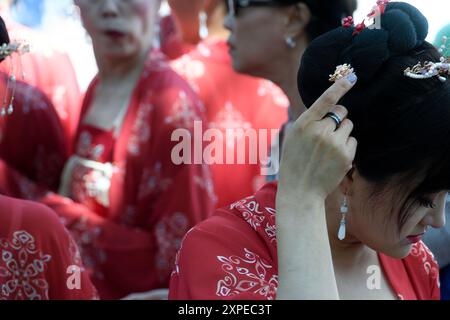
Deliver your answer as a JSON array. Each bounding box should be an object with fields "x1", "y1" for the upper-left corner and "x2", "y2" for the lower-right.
[{"x1": 380, "y1": 243, "x2": 413, "y2": 259}]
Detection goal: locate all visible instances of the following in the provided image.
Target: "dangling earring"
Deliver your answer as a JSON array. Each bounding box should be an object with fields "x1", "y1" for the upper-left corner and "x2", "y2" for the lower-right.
[
  {"x1": 198, "y1": 11, "x2": 208, "y2": 40},
  {"x1": 285, "y1": 36, "x2": 297, "y2": 48},
  {"x1": 338, "y1": 196, "x2": 348, "y2": 240}
]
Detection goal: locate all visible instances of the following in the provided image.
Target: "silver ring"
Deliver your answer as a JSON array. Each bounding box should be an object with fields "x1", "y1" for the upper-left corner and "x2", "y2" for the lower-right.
[{"x1": 324, "y1": 112, "x2": 342, "y2": 130}]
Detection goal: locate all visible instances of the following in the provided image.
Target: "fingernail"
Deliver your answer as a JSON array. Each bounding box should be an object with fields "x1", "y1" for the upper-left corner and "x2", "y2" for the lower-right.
[{"x1": 347, "y1": 72, "x2": 357, "y2": 84}]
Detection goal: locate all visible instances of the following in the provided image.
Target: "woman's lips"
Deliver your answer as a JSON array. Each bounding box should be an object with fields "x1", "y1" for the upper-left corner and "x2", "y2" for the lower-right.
[
  {"x1": 407, "y1": 234, "x2": 424, "y2": 244},
  {"x1": 104, "y1": 30, "x2": 126, "y2": 40}
]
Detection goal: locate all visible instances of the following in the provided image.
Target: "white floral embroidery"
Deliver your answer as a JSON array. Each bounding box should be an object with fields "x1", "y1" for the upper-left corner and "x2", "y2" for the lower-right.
[
  {"x1": 155, "y1": 212, "x2": 190, "y2": 281},
  {"x1": 165, "y1": 91, "x2": 201, "y2": 129},
  {"x1": 171, "y1": 56, "x2": 205, "y2": 93},
  {"x1": 230, "y1": 196, "x2": 266, "y2": 231},
  {"x1": 138, "y1": 162, "x2": 173, "y2": 201},
  {"x1": 264, "y1": 223, "x2": 277, "y2": 245},
  {"x1": 0, "y1": 231, "x2": 52, "y2": 300},
  {"x1": 409, "y1": 241, "x2": 440, "y2": 288},
  {"x1": 216, "y1": 248, "x2": 278, "y2": 299},
  {"x1": 68, "y1": 217, "x2": 105, "y2": 281},
  {"x1": 257, "y1": 80, "x2": 289, "y2": 109},
  {"x1": 128, "y1": 102, "x2": 153, "y2": 156}
]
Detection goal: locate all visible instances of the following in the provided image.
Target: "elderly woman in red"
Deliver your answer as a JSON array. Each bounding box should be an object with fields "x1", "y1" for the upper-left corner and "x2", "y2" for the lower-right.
[
  {"x1": 0, "y1": 13, "x2": 97, "y2": 301},
  {"x1": 35, "y1": 0, "x2": 214, "y2": 299},
  {"x1": 0, "y1": 0, "x2": 214, "y2": 300},
  {"x1": 169, "y1": 2, "x2": 448, "y2": 300}
]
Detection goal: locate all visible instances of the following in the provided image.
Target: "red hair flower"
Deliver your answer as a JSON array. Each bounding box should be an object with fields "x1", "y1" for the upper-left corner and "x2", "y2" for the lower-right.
[
  {"x1": 352, "y1": 21, "x2": 366, "y2": 36},
  {"x1": 342, "y1": 16, "x2": 354, "y2": 28},
  {"x1": 377, "y1": 0, "x2": 390, "y2": 14}
]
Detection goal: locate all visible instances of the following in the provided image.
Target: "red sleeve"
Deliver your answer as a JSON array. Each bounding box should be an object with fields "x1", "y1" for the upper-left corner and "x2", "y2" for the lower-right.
[
  {"x1": 0, "y1": 77, "x2": 67, "y2": 197},
  {"x1": 38, "y1": 192, "x2": 158, "y2": 299},
  {"x1": 32, "y1": 205, "x2": 99, "y2": 300},
  {"x1": 169, "y1": 211, "x2": 278, "y2": 300},
  {"x1": 0, "y1": 198, "x2": 98, "y2": 300}
]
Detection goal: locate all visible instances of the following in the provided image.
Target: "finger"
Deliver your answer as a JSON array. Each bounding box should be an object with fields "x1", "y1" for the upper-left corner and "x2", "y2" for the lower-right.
[
  {"x1": 305, "y1": 73, "x2": 357, "y2": 121},
  {"x1": 345, "y1": 136, "x2": 358, "y2": 162},
  {"x1": 335, "y1": 118, "x2": 354, "y2": 138},
  {"x1": 319, "y1": 105, "x2": 349, "y2": 131}
]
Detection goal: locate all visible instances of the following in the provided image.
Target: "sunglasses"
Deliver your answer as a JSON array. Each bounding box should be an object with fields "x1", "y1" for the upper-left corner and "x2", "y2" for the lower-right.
[{"x1": 226, "y1": 0, "x2": 297, "y2": 17}]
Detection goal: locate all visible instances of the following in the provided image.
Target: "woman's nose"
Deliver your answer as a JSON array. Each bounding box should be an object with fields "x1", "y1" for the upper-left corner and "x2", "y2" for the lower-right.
[
  {"x1": 425, "y1": 194, "x2": 447, "y2": 229},
  {"x1": 100, "y1": 0, "x2": 120, "y2": 18}
]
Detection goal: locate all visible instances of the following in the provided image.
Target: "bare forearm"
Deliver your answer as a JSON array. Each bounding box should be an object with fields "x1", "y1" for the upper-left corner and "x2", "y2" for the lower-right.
[{"x1": 276, "y1": 193, "x2": 339, "y2": 300}]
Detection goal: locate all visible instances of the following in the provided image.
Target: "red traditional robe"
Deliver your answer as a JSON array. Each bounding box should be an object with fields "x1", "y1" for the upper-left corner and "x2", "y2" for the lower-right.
[
  {"x1": 169, "y1": 182, "x2": 440, "y2": 300},
  {"x1": 0, "y1": 72, "x2": 68, "y2": 196},
  {"x1": 171, "y1": 38, "x2": 289, "y2": 208},
  {"x1": 34, "y1": 50, "x2": 215, "y2": 299},
  {"x1": 0, "y1": 13, "x2": 82, "y2": 149},
  {"x1": 0, "y1": 195, "x2": 98, "y2": 300}
]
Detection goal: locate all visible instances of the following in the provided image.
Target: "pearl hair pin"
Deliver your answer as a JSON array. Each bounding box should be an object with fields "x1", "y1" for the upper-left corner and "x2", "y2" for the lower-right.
[{"x1": 404, "y1": 36, "x2": 449, "y2": 83}]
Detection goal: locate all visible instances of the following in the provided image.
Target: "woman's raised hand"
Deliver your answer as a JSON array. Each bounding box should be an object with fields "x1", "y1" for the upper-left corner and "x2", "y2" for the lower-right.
[{"x1": 278, "y1": 75, "x2": 358, "y2": 200}]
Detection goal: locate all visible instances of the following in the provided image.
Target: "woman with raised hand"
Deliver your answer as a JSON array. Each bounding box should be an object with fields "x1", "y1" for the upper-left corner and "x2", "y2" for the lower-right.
[{"x1": 169, "y1": 1, "x2": 448, "y2": 300}]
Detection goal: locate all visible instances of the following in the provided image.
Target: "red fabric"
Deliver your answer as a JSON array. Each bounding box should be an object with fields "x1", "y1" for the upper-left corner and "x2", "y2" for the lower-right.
[
  {"x1": 36, "y1": 50, "x2": 216, "y2": 299},
  {"x1": 159, "y1": 15, "x2": 196, "y2": 60},
  {"x1": 0, "y1": 15, "x2": 82, "y2": 150},
  {"x1": 0, "y1": 72, "x2": 68, "y2": 197},
  {"x1": 0, "y1": 195, "x2": 98, "y2": 300},
  {"x1": 169, "y1": 182, "x2": 440, "y2": 300},
  {"x1": 66, "y1": 124, "x2": 116, "y2": 217},
  {"x1": 171, "y1": 39, "x2": 289, "y2": 208}
]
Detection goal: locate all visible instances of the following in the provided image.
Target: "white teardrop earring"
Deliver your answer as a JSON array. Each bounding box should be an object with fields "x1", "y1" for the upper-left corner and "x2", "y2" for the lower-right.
[
  {"x1": 198, "y1": 11, "x2": 209, "y2": 40},
  {"x1": 285, "y1": 36, "x2": 297, "y2": 48},
  {"x1": 338, "y1": 196, "x2": 348, "y2": 240}
]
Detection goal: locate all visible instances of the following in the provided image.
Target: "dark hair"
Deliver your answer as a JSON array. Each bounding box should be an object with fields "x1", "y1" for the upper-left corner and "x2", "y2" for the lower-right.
[
  {"x1": 0, "y1": 16, "x2": 9, "y2": 50},
  {"x1": 235, "y1": 0, "x2": 355, "y2": 41},
  {"x1": 299, "y1": 0, "x2": 356, "y2": 40},
  {"x1": 298, "y1": 2, "x2": 450, "y2": 228}
]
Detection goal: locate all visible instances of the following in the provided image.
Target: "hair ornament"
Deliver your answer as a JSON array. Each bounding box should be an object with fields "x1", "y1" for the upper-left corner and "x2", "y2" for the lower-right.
[
  {"x1": 404, "y1": 36, "x2": 449, "y2": 83},
  {"x1": 329, "y1": 64, "x2": 354, "y2": 82}
]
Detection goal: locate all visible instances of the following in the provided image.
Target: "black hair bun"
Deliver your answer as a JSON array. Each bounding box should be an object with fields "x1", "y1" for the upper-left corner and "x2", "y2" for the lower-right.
[
  {"x1": 298, "y1": 2, "x2": 429, "y2": 107},
  {"x1": 381, "y1": 2, "x2": 428, "y2": 54},
  {"x1": 0, "y1": 16, "x2": 9, "y2": 47}
]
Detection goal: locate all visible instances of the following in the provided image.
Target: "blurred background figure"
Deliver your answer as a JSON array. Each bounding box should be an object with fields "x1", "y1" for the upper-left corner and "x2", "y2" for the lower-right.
[
  {"x1": 0, "y1": 13, "x2": 98, "y2": 301},
  {"x1": 221, "y1": 0, "x2": 356, "y2": 186},
  {"x1": 167, "y1": 0, "x2": 290, "y2": 208},
  {"x1": 159, "y1": 0, "x2": 200, "y2": 59},
  {"x1": 36, "y1": 0, "x2": 213, "y2": 299},
  {"x1": 0, "y1": 0, "x2": 82, "y2": 146}
]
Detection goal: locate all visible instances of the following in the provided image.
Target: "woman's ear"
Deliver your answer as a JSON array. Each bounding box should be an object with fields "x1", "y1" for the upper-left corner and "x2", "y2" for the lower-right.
[
  {"x1": 284, "y1": 3, "x2": 311, "y2": 40},
  {"x1": 339, "y1": 166, "x2": 356, "y2": 195}
]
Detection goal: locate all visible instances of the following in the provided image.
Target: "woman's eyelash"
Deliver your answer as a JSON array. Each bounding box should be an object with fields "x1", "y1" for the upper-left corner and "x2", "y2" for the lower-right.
[{"x1": 417, "y1": 197, "x2": 436, "y2": 209}]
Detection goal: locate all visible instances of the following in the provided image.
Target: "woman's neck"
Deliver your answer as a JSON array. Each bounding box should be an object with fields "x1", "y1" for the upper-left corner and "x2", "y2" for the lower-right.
[
  {"x1": 206, "y1": 5, "x2": 229, "y2": 41},
  {"x1": 271, "y1": 46, "x2": 307, "y2": 120},
  {"x1": 324, "y1": 191, "x2": 374, "y2": 266},
  {"x1": 96, "y1": 47, "x2": 149, "y2": 85}
]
